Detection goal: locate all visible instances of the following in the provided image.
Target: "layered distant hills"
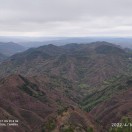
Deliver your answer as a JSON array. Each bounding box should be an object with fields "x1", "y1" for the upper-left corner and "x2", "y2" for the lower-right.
[
  {"x1": 0, "y1": 42, "x2": 25, "y2": 56},
  {"x1": 17, "y1": 37, "x2": 132, "y2": 49},
  {"x1": 0, "y1": 53, "x2": 7, "y2": 63},
  {"x1": 0, "y1": 41, "x2": 131, "y2": 132},
  {"x1": 0, "y1": 42, "x2": 25, "y2": 63}
]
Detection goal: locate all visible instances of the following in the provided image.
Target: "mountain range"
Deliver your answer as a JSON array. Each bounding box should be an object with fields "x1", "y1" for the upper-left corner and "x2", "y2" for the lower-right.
[
  {"x1": 0, "y1": 42, "x2": 25, "y2": 56},
  {"x1": 1, "y1": 36, "x2": 132, "y2": 49},
  {"x1": 0, "y1": 41, "x2": 131, "y2": 132},
  {"x1": 0, "y1": 42, "x2": 131, "y2": 87},
  {"x1": 0, "y1": 53, "x2": 7, "y2": 63}
]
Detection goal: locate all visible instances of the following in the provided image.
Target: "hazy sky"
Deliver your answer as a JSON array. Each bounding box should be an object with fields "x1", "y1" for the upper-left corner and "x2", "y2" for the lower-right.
[{"x1": 0, "y1": 0, "x2": 132, "y2": 37}]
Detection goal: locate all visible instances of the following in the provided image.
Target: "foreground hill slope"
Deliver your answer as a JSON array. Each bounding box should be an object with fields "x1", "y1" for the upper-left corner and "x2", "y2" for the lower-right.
[
  {"x1": 90, "y1": 87, "x2": 132, "y2": 130},
  {"x1": 0, "y1": 74, "x2": 103, "y2": 132}
]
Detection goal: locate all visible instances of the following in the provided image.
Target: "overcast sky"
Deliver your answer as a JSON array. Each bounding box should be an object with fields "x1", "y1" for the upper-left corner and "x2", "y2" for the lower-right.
[{"x1": 0, "y1": 0, "x2": 132, "y2": 37}]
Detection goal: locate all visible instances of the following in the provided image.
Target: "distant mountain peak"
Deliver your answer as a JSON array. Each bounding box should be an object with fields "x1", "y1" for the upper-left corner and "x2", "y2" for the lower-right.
[{"x1": 0, "y1": 41, "x2": 25, "y2": 56}]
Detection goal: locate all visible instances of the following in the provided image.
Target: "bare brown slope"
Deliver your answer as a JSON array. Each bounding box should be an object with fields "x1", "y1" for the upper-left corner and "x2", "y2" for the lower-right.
[
  {"x1": 44, "y1": 107, "x2": 104, "y2": 132},
  {"x1": 90, "y1": 88, "x2": 132, "y2": 129},
  {"x1": 0, "y1": 74, "x2": 103, "y2": 132},
  {"x1": 0, "y1": 74, "x2": 53, "y2": 131},
  {"x1": 0, "y1": 74, "x2": 79, "y2": 131}
]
